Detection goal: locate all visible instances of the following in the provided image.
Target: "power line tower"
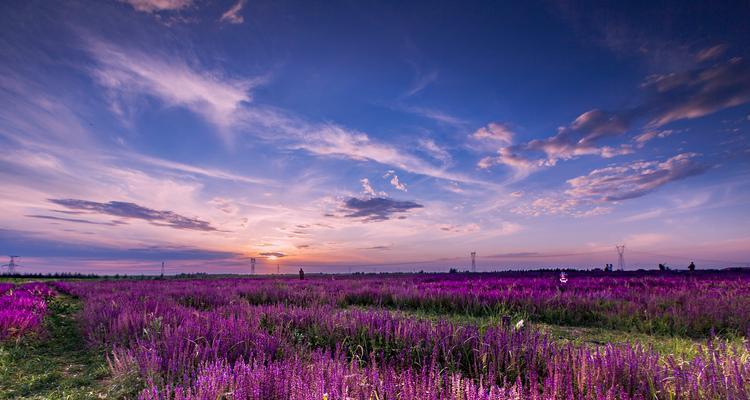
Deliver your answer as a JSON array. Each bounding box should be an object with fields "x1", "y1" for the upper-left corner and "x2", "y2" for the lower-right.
[
  {"x1": 471, "y1": 252, "x2": 476, "y2": 273},
  {"x1": 277, "y1": 264, "x2": 280, "y2": 274},
  {"x1": 616, "y1": 245, "x2": 625, "y2": 271},
  {"x1": 161, "y1": 261, "x2": 165, "y2": 277},
  {"x1": 250, "y1": 258, "x2": 256, "y2": 275},
  {"x1": 2, "y1": 256, "x2": 21, "y2": 274}
]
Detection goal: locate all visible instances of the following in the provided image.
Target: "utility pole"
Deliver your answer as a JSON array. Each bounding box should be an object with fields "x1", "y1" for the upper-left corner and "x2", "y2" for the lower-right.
[
  {"x1": 471, "y1": 252, "x2": 477, "y2": 273},
  {"x1": 250, "y1": 258, "x2": 256, "y2": 275},
  {"x1": 616, "y1": 245, "x2": 625, "y2": 271},
  {"x1": 2, "y1": 256, "x2": 20, "y2": 274},
  {"x1": 161, "y1": 261, "x2": 165, "y2": 277}
]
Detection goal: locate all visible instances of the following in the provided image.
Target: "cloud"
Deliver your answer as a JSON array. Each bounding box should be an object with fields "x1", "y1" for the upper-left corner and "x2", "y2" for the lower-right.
[
  {"x1": 361, "y1": 245, "x2": 391, "y2": 250},
  {"x1": 404, "y1": 70, "x2": 438, "y2": 97},
  {"x1": 81, "y1": 39, "x2": 488, "y2": 188},
  {"x1": 642, "y1": 57, "x2": 750, "y2": 127},
  {"x1": 360, "y1": 178, "x2": 377, "y2": 197},
  {"x1": 480, "y1": 58, "x2": 750, "y2": 178},
  {"x1": 49, "y1": 199, "x2": 218, "y2": 231},
  {"x1": 510, "y1": 196, "x2": 612, "y2": 218},
  {"x1": 695, "y1": 44, "x2": 729, "y2": 63},
  {"x1": 565, "y1": 153, "x2": 708, "y2": 201},
  {"x1": 341, "y1": 197, "x2": 423, "y2": 222},
  {"x1": 86, "y1": 38, "x2": 260, "y2": 142},
  {"x1": 479, "y1": 109, "x2": 634, "y2": 177},
  {"x1": 25, "y1": 215, "x2": 125, "y2": 226},
  {"x1": 120, "y1": 0, "x2": 192, "y2": 13},
  {"x1": 633, "y1": 129, "x2": 673, "y2": 147},
  {"x1": 259, "y1": 252, "x2": 285, "y2": 258},
  {"x1": 294, "y1": 124, "x2": 488, "y2": 186},
  {"x1": 478, "y1": 146, "x2": 544, "y2": 179},
  {"x1": 220, "y1": 0, "x2": 246, "y2": 24},
  {"x1": 511, "y1": 153, "x2": 707, "y2": 217},
  {"x1": 402, "y1": 106, "x2": 467, "y2": 127},
  {"x1": 526, "y1": 109, "x2": 633, "y2": 161},
  {"x1": 384, "y1": 170, "x2": 407, "y2": 191},
  {"x1": 418, "y1": 138, "x2": 451, "y2": 164},
  {"x1": 471, "y1": 122, "x2": 514, "y2": 145},
  {"x1": 438, "y1": 223, "x2": 480, "y2": 233}
]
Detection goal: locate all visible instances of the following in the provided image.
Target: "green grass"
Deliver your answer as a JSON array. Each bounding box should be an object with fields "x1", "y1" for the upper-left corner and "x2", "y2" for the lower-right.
[{"x1": 0, "y1": 295, "x2": 141, "y2": 399}]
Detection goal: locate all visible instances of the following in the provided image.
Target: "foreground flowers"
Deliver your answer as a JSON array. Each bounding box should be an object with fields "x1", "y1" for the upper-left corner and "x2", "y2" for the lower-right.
[
  {"x1": 56, "y1": 272, "x2": 750, "y2": 399},
  {"x1": 0, "y1": 282, "x2": 54, "y2": 342}
]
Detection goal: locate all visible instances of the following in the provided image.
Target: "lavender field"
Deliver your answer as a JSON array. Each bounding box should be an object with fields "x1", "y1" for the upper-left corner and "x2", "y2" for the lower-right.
[{"x1": 3, "y1": 272, "x2": 747, "y2": 399}]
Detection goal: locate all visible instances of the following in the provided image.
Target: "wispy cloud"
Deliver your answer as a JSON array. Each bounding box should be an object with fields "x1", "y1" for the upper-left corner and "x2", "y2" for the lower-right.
[
  {"x1": 642, "y1": 57, "x2": 750, "y2": 127},
  {"x1": 293, "y1": 124, "x2": 488, "y2": 186},
  {"x1": 25, "y1": 214, "x2": 125, "y2": 226},
  {"x1": 404, "y1": 70, "x2": 438, "y2": 97},
  {"x1": 633, "y1": 129, "x2": 673, "y2": 147},
  {"x1": 470, "y1": 122, "x2": 514, "y2": 145},
  {"x1": 417, "y1": 138, "x2": 452, "y2": 164},
  {"x1": 220, "y1": 0, "x2": 246, "y2": 24},
  {"x1": 402, "y1": 106, "x2": 467, "y2": 127},
  {"x1": 86, "y1": 38, "x2": 261, "y2": 142},
  {"x1": 695, "y1": 44, "x2": 729, "y2": 63}
]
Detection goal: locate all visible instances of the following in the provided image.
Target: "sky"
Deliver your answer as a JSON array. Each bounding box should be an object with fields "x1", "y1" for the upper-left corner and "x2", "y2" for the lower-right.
[{"x1": 1, "y1": 0, "x2": 749, "y2": 274}]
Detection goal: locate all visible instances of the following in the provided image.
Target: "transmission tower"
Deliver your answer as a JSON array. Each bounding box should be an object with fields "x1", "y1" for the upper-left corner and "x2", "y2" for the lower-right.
[
  {"x1": 471, "y1": 252, "x2": 476, "y2": 273},
  {"x1": 250, "y1": 258, "x2": 256, "y2": 275},
  {"x1": 161, "y1": 261, "x2": 165, "y2": 276},
  {"x1": 616, "y1": 245, "x2": 625, "y2": 271},
  {"x1": 277, "y1": 264, "x2": 280, "y2": 274},
  {"x1": 2, "y1": 256, "x2": 21, "y2": 274}
]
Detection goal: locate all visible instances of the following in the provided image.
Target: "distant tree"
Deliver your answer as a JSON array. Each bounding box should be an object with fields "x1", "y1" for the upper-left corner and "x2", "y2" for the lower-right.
[
  {"x1": 448, "y1": 268, "x2": 458, "y2": 274},
  {"x1": 688, "y1": 261, "x2": 696, "y2": 272}
]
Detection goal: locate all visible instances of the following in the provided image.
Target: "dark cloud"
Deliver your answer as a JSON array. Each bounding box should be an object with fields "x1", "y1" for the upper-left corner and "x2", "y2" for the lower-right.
[
  {"x1": 259, "y1": 252, "x2": 285, "y2": 258},
  {"x1": 25, "y1": 214, "x2": 125, "y2": 226},
  {"x1": 361, "y1": 245, "x2": 391, "y2": 250},
  {"x1": 48, "y1": 198, "x2": 217, "y2": 231},
  {"x1": 341, "y1": 197, "x2": 423, "y2": 222}
]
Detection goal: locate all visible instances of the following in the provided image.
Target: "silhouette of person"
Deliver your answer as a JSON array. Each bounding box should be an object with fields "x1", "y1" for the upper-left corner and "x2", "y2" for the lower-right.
[
  {"x1": 659, "y1": 263, "x2": 666, "y2": 271},
  {"x1": 688, "y1": 261, "x2": 696, "y2": 272},
  {"x1": 299, "y1": 268, "x2": 305, "y2": 280}
]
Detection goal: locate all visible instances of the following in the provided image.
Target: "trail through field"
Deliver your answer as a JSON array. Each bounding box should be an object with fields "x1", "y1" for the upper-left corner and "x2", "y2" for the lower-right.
[{"x1": 0, "y1": 295, "x2": 134, "y2": 399}]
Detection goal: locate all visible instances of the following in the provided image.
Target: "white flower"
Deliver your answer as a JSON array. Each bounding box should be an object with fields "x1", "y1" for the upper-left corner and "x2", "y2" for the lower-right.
[{"x1": 515, "y1": 319, "x2": 524, "y2": 330}]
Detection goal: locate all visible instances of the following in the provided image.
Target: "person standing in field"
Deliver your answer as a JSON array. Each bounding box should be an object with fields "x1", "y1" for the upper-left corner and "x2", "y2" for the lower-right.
[{"x1": 299, "y1": 268, "x2": 305, "y2": 280}]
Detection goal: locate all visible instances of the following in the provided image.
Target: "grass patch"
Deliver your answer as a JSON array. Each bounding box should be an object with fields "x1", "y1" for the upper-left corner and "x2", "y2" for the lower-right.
[{"x1": 0, "y1": 295, "x2": 141, "y2": 399}]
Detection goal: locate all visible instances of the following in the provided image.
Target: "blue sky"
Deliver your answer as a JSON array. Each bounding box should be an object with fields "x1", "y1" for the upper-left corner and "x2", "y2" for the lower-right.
[{"x1": 1, "y1": 0, "x2": 749, "y2": 274}]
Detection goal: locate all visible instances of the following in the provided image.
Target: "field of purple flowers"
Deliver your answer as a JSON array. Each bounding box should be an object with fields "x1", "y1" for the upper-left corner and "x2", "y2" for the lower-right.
[
  {"x1": 0, "y1": 282, "x2": 55, "y2": 343},
  {"x1": 51, "y1": 272, "x2": 750, "y2": 399}
]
